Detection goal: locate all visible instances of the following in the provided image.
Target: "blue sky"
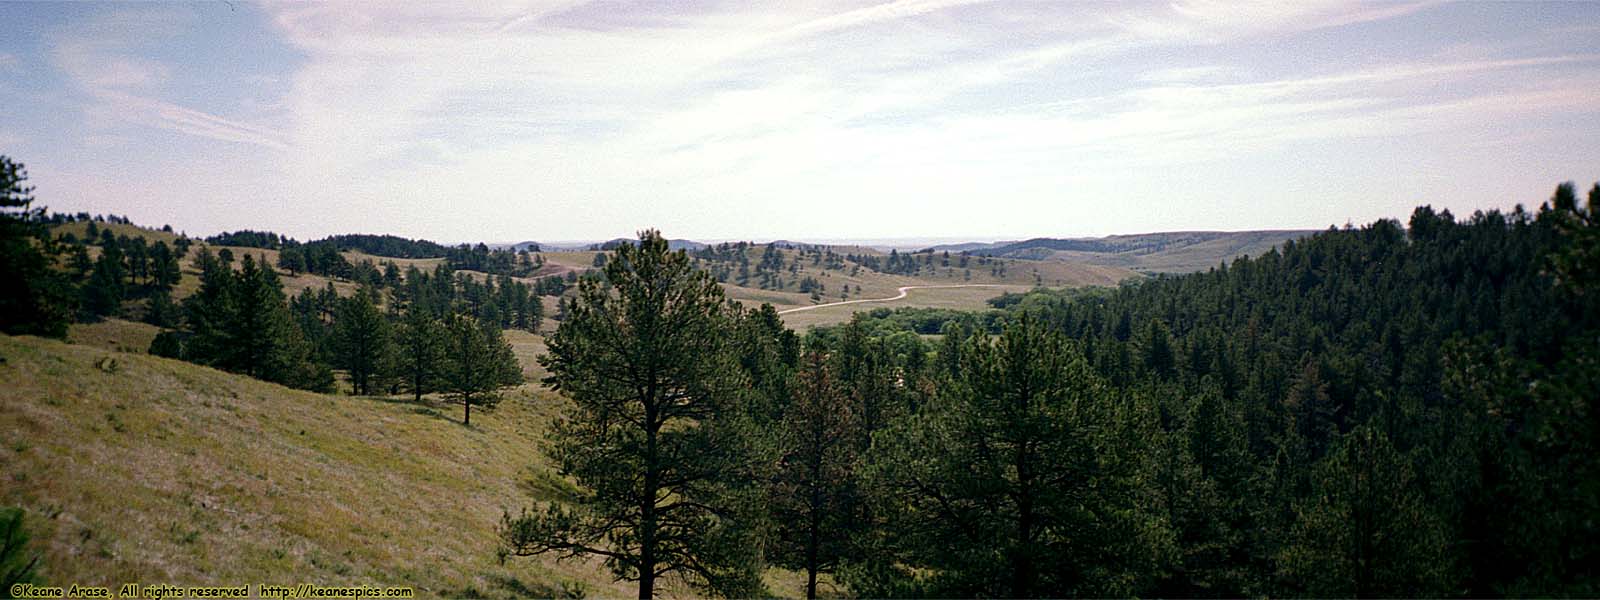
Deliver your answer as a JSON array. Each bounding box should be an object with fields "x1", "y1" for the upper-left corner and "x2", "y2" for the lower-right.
[{"x1": 2, "y1": 1, "x2": 1598, "y2": 243}]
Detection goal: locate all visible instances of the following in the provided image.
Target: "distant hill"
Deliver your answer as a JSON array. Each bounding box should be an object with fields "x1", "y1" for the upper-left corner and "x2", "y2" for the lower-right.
[
  {"x1": 922, "y1": 241, "x2": 1009, "y2": 253},
  {"x1": 499, "y1": 241, "x2": 543, "y2": 252},
  {"x1": 590, "y1": 238, "x2": 707, "y2": 252},
  {"x1": 932, "y1": 230, "x2": 1318, "y2": 273}
]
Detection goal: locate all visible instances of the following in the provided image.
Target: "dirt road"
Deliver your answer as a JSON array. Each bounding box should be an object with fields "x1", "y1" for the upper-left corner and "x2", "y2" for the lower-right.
[{"x1": 776, "y1": 284, "x2": 1014, "y2": 315}]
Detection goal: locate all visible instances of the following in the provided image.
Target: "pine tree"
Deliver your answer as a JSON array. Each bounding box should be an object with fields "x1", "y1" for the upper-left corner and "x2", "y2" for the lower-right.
[
  {"x1": 499, "y1": 230, "x2": 769, "y2": 598},
  {"x1": 227, "y1": 255, "x2": 304, "y2": 382},
  {"x1": 0, "y1": 156, "x2": 74, "y2": 336},
  {"x1": 1278, "y1": 424, "x2": 1450, "y2": 597},
  {"x1": 179, "y1": 251, "x2": 329, "y2": 391},
  {"x1": 441, "y1": 314, "x2": 520, "y2": 425},
  {"x1": 396, "y1": 307, "x2": 447, "y2": 402},
  {"x1": 149, "y1": 241, "x2": 181, "y2": 290},
  {"x1": 143, "y1": 289, "x2": 178, "y2": 328},
  {"x1": 860, "y1": 316, "x2": 1169, "y2": 598},
  {"x1": 181, "y1": 247, "x2": 236, "y2": 364},
  {"x1": 81, "y1": 243, "x2": 126, "y2": 317},
  {"x1": 333, "y1": 289, "x2": 394, "y2": 396},
  {"x1": 770, "y1": 351, "x2": 860, "y2": 599}
]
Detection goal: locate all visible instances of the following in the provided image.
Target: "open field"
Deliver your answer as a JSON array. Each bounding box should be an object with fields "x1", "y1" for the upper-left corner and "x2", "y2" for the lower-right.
[{"x1": 778, "y1": 284, "x2": 1033, "y2": 330}]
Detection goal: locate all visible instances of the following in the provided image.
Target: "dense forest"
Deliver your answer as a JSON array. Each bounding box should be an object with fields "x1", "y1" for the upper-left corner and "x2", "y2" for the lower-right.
[
  {"x1": 499, "y1": 186, "x2": 1599, "y2": 598},
  {"x1": 5, "y1": 151, "x2": 1598, "y2": 597}
]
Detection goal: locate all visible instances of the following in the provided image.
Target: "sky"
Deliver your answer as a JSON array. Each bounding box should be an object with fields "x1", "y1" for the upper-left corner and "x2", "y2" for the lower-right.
[{"x1": 2, "y1": 1, "x2": 1599, "y2": 244}]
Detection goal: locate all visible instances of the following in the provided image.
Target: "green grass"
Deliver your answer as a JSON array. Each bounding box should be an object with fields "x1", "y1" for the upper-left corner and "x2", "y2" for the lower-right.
[{"x1": 777, "y1": 284, "x2": 1035, "y2": 330}]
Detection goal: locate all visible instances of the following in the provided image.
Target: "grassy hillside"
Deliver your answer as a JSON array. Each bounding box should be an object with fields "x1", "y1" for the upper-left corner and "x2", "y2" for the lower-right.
[
  {"x1": 1043, "y1": 230, "x2": 1316, "y2": 273},
  {"x1": 957, "y1": 230, "x2": 1317, "y2": 273},
  {"x1": 0, "y1": 333, "x2": 636, "y2": 598}
]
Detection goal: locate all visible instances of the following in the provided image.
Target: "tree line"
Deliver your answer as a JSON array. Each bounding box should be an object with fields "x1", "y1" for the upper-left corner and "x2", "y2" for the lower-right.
[
  {"x1": 153, "y1": 247, "x2": 526, "y2": 423},
  {"x1": 0, "y1": 155, "x2": 527, "y2": 424},
  {"x1": 207, "y1": 229, "x2": 546, "y2": 278}
]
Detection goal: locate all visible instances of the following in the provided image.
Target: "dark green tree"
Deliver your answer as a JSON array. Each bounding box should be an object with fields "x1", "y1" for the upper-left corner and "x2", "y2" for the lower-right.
[
  {"x1": 143, "y1": 289, "x2": 178, "y2": 328},
  {"x1": 1, "y1": 507, "x2": 41, "y2": 596},
  {"x1": 499, "y1": 230, "x2": 768, "y2": 598},
  {"x1": 333, "y1": 289, "x2": 394, "y2": 396},
  {"x1": 441, "y1": 314, "x2": 520, "y2": 425},
  {"x1": 0, "y1": 156, "x2": 74, "y2": 337},
  {"x1": 149, "y1": 241, "x2": 181, "y2": 290},
  {"x1": 395, "y1": 307, "x2": 447, "y2": 402},
  {"x1": 178, "y1": 251, "x2": 330, "y2": 391},
  {"x1": 861, "y1": 316, "x2": 1169, "y2": 598},
  {"x1": 81, "y1": 242, "x2": 127, "y2": 317},
  {"x1": 1278, "y1": 424, "x2": 1450, "y2": 596},
  {"x1": 770, "y1": 350, "x2": 860, "y2": 599}
]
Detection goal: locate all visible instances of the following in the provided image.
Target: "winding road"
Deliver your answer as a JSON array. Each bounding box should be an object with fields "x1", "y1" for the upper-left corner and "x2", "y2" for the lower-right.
[{"x1": 776, "y1": 284, "x2": 1017, "y2": 315}]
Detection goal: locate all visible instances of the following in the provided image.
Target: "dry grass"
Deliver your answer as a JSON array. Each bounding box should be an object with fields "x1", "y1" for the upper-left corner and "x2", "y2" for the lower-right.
[
  {"x1": 0, "y1": 333, "x2": 634, "y2": 598},
  {"x1": 67, "y1": 318, "x2": 162, "y2": 355},
  {"x1": 52, "y1": 221, "x2": 184, "y2": 246},
  {"x1": 502, "y1": 330, "x2": 551, "y2": 383}
]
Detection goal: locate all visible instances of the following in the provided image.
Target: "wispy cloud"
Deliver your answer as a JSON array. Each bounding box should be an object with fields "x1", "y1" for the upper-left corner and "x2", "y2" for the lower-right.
[
  {"x1": 102, "y1": 91, "x2": 289, "y2": 150},
  {"x1": 47, "y1": 5, "x2": 286, "y2": 150},
  {"x1": 1116, "y1": 0, "x2": 1441, "y2": 42},
  {"x1": 21, "y1": 0, "x2": 1600, "y2": 240}
]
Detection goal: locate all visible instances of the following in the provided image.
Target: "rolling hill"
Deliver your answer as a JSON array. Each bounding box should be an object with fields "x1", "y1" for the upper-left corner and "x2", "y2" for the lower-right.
[
  {"x1": 48, "y1": 220, "x2": 1138, "y2": 334},
  {"x1": 930, "y1": 230, "x2": 1318, "y2": 273}
]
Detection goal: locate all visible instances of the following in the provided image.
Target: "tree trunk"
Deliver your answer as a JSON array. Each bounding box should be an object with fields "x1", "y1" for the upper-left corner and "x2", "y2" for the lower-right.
[
  {"x1": 806, "y1": 504, "x2": 820, "y2": 600},
  {"x1": 807, "y1": 427, "x2": 823, "y2": 600},
  {"x1": 1013, "y1": 441, "x2": 1036, "y2": 599},
  {"x1": 639, "y1": 403, "x2": 660, "y2": 599},
  {"x1": 463, "y1": 394, "x2": 471, "y2": 426}
]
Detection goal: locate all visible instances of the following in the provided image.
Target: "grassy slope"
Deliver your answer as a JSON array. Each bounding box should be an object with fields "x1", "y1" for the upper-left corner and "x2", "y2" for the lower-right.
[
  {"x1": 1038, "y1": 230, "x2": 1315, "y2": 273},
  {"x1": 53, "y1": 221, "x2": 184, "y2": 246},
  {"x1": 0, "y1": 333, "x2": 635, "y2": 598}
]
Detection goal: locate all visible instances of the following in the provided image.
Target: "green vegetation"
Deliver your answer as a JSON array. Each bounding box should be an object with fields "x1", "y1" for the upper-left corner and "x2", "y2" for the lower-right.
[
  {"x1": 817, "y1": 183, "x2": 1600, "y2": 597},
  {"x1": 500, "y1": 231, "x2": 769, "y2": 598},
  {"x1": 1, "y1": 507, "x2": 41, "y2": 596},
  {"x1": 0, "y1": 157, "x2": 75, "y2": 338},
  {"x1": 3, "y1": 153, "x2": 1597, "y2": 598},
  {"x1": 442, "y1": 315, "x2": 522, "y2": 426}
]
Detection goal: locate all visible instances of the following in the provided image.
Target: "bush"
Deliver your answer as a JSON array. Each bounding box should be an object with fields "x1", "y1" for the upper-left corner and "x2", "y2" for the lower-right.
[
  {"x1": 149, "y1": 331, "x2": 183, "y2": 359},
  {"x1": 1, "y1": 507, "x2": 41, "y2": 594}
]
